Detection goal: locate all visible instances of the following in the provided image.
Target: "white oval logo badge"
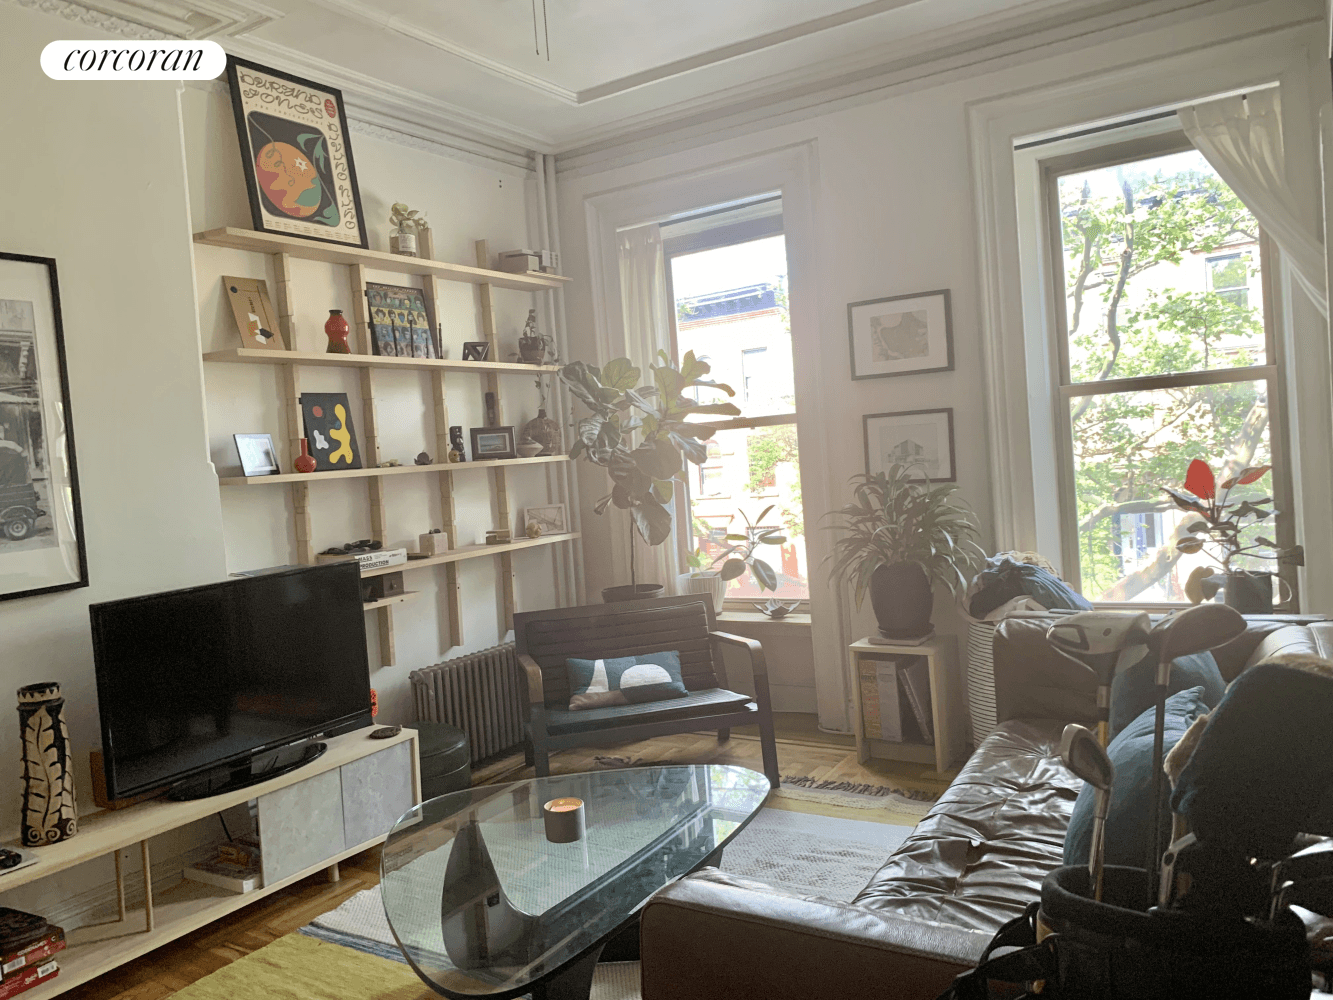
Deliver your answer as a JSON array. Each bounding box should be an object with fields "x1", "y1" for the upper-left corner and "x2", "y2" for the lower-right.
[{"x1": 41, "y1": 40, "x2": 226, "y2": 80}]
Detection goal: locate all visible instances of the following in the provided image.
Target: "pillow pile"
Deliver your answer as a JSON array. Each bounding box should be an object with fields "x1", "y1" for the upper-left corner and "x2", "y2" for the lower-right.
[
  {"x1": 1108, "y1": 650, "x2": 1226, "y2": 739},
  {"x1": 566, "y1": 650, "x2": 688, "y2": 710}
]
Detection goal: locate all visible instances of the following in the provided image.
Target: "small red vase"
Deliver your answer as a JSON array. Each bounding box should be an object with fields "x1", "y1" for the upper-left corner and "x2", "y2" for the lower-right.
[
  {"x1": 294, "y1": 438, "x2": 317, "y2": 474},
  {"x1": 325, "y1": 309, "x2": 351, "y2": 354}
]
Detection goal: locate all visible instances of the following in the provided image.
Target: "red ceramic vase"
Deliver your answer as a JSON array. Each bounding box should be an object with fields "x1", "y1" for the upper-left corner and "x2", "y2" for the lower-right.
[
  {"x1": 325, "y1": 309, "x2": 351, "y2": 354},
  {"x1": 294, "y1": 438, "x2": 317, "y2": 474}
]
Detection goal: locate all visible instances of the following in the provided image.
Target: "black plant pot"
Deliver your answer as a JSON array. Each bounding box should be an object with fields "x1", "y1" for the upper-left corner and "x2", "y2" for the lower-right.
[
  {"x1": 602, "y1": 584, "x2": 665, "y2": 604},
  {"x1": 869, "y1": 562, "x2": 933, "y2": 639},
  {"x1": 1224, "y1": 571, "x2": 1273, "y2": 614}
]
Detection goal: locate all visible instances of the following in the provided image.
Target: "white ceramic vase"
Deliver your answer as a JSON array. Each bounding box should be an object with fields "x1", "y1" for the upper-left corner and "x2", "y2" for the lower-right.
[{"x1": 677, "y1": 571, "x2": 726, "y2": 614}]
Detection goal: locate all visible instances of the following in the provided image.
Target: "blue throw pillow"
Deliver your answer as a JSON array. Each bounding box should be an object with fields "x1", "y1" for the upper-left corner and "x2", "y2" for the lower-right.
[
  {"x1": 566, "y1": 651, "x2": 688, "y2": 710},
  {"x1": 1109, "y1": 651, "x2": 1225, "y2": 739},
  {"x1": 1064, "y1": 686, "x2": 1209, "y2": 869}
]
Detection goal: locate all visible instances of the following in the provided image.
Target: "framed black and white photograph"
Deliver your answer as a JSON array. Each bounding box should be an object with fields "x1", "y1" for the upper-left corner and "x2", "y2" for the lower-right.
[
  {"x1": 523, "y1": 504, "x2": 568, "y2": 535},
  {"x1": 864, "y1": 408, "x2": 956, "y2": 483},
  {"x1": 0, "y1": 253, "x2": 87, "y2": 601},
  {"x1": 233, "y1": 433, "x2": 280, "y2": 477},
  {"x1": 470, "y1": 426, "x2": 516, "y2": 461},
  {"x1": 847, "y1": 289, "x2": 953, "y2": 380},
  {"x1": 225, "y1": 57, "x2": 368, "y2": 249}
]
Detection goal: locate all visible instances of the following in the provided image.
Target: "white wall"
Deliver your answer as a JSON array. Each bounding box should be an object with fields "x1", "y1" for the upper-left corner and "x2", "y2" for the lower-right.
[{"x1": 555, "y1": 0, "x2": 1329, "y2": 732}]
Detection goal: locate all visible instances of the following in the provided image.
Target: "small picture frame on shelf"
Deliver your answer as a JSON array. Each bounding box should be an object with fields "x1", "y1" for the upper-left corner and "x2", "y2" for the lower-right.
[
  {"x1": 365, "y1": 282, "x2": 439, "y2": 359},
  {"x1": 470, "y1": 426, "x2": 516, "y2": 460},
  {"x1": 523, "y1": 504, "x2": 567, "y2": 536},
  {"x1": 223, "y1": 277, "x2": 284, "y2": 351},
  {"x1": 462, "y1": 341, "x2": 491, "y2": 362},
  {"x1": 863, "y1": 408, "x2": 956, "y2": 483},
  {"x1": 233, "y1": 433, "x2": 281, "y2": 477}
]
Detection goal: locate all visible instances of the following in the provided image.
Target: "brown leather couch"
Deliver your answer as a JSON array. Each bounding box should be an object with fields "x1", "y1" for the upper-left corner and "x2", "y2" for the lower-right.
[{"x1": 639, "y1": 616, "x2": 1330, "y2": 1000}]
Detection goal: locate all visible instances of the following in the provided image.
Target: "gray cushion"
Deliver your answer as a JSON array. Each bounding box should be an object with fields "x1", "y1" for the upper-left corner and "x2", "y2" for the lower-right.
[{"x1": 544, "y1": 687, "x2": 754, "y2": 734}]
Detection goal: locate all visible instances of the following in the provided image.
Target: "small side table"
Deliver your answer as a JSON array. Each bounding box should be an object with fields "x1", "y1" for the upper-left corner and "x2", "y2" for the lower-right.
[{"x1": 849, "y1": 635, "x2": 967, "y2": 775}]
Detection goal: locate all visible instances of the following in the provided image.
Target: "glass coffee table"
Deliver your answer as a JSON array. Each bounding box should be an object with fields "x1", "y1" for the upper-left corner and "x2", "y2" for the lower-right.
[{"x1": 380, "y1": 765, "x2": 770, "y2": 999}]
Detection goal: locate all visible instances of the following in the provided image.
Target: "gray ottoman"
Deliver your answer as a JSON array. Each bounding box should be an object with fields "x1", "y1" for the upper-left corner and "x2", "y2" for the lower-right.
[{"x1": 417, "y1": 721, "x2": 471, "y2": 799}]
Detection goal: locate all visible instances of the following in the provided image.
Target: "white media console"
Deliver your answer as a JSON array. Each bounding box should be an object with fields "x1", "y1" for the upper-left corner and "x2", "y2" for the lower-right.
[{"x1": 0, "y1": 726, "x2": 421, "y2": 999}]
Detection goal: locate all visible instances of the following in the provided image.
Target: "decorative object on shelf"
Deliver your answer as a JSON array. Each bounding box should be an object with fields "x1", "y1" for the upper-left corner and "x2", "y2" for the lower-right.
[
  {"x1": 0, "y1": 253, "x2": 88, "y2": 601},
  {"x1": 471, "y1": 426, "x2": 517, "y2": 461},
  {"x1": 543, "y1": 797, "x2": 585, "y2": 843},
  {"x1": 18, "y1": 682, "x2": 77, "y2": 846},
  {"x1": 222, "y1": 277, "x2": 284, "y2": 351},
  {"x1": 826, "y1": 465, "x2": 983, "y2": 640},
  {"x1": 522, "y1": 409, "x2": 561, "y2": 456},
  {"x1": 864, "y1": 408, "x2": 956, "y2": 483},
  {"x1": 388, "y1": 203, "x2": 425, "y2": 257},
  {"x1": 366, "y1": 282, "x2": 438, "y2": 359},
  {"x1": 754, "y1": 598, "x2": 800, "y2": 619},
  {"x1": 449, "y1": 426, "x2": 467, "y2": 462},
  {"x1": 322, "y1": 539, "x2": 382, "y2": 554},
  {"x1": 518, "y1": 309, "x2": 546, "y2": 364},
  {"x1": 324, "y1": 309, "x2": 351, "y2": 354},
  {"x1": 382, "y1": 572, "x2": 405, "y2": 597},
  {"x1": 847, "y1": 289, "x2": 953, "y2": 379},
  {"x1": 419, "y1": 529, "x2": 451, "y2": 556},
  {"x1": 462, "y1": 341, "x2": 491, "y2": 362},
  {"x1": 447, "y1": 448, "x2": 462, "y2": 464},
  {"x1": 414, "y1": 452, "x2": 432, "y2": 466},
  {"x1": 526, "y1": 522, "x2": 542, "y2": 538},
  {"x1": 516, "y1": 440, "x2": 543, "y2": 459},
  {"x1": 293, "y1": 438, "x2": 317, "y2": 474},
  {"x1": 561, "y1": 351, "x2": 738, "y2": 600},
  {"x1": 300, "y1": 392, "x2": 362, "y2": 470},
  {"x1": 233, "y1": 433, "x2": 280, "y2": 477},
  {"x1": 499, "y1": 249, "x2": 559, "y2": 275},
  {"x1": 1163, "y1": 459, "x2": 1299, "y2": 613},
  {"x1": 224, "y1": 57, "x2": 368, "y2": 249},
  {"x1": 484, "y1": 391, "x2": 499, "y2": 427},
  {"x1": 378, "y1": 459, "x2": 401, "y2": 468},
  {"x1": 523, "y1": 504, "x2": 567, "y2": 536},
  {"x1": 416, "y1": 222, "x2": 434, "y2": 261},
  {"x1": 369, "y1": 688, "x2": 378, "y2": 717},
  {"x1": 485, "y1": 528, "x2": 513, "y2": 545}
]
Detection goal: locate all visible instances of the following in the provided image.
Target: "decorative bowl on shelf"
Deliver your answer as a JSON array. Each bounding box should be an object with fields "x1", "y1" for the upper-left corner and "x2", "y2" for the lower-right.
[{"x1": 516, "y1": 441, "x2": 543, "y2": 458}]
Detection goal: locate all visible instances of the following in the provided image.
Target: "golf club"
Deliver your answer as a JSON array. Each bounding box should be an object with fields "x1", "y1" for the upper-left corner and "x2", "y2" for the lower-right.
[
  {"x1": 1143, "y1": 603, "x2": 1246, "y2": 907},
  {"x1": 1270, "y1": 841, "x2": 1333, "y2": 921},
  {"x1": 1046, "y1": 611, "x2": 1150, "y2": 747},
  {"x1": 1061, "y1": 722, "x2": 1115, "y2": 901}
]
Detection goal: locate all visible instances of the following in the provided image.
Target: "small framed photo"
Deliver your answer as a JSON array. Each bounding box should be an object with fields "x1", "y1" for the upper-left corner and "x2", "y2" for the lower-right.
[
  {"x1": 847, "y1": 289, "x2": 953, "y2": 380},
  {"x1": 523, "y1": 504, "x2": 568, "y2": 536},
  {"x1": 864, "y1": 408, "x2": 955, "y2": 483},
  {"x1": 462, "y1": 341, "x2": 491, "y2": 362},
  {"x1": 470, "y1": 426, "x2": 516, "y2": 460},
  {"x1": 234, "y1": 433, "x2": 281, "y2": 476}
]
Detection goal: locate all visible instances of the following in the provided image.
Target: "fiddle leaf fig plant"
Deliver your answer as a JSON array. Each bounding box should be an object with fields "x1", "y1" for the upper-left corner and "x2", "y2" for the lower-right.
[{"x1": 825, "y1": 465, "x2": 984, "y2": 608}]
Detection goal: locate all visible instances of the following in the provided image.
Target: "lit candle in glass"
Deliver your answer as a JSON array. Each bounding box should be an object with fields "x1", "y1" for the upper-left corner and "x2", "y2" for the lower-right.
[{"x1": 543, "y1": 796, "x2": 585, "y2": 843}]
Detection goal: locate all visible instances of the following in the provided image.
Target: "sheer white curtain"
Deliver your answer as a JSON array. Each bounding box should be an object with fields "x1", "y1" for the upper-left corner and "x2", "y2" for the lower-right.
[
  {"x1": 616, "y1": 223, "x2": 680, "y2": 592},
  {"x1": 1179, "y1": 89, "x2": 1327, "y2": 317}
]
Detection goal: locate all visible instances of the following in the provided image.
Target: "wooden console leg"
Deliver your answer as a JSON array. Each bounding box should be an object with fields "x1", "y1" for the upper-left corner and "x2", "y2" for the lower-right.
[
  {"x1": 326, "y1": 862, "x2": 341, "y2": 883},
  {"x1": 114, "y1": 850, "x2": 126, "y2": 922},
  {"x1": 140, "y1": 841, "x2": 154, "y2": 932}
]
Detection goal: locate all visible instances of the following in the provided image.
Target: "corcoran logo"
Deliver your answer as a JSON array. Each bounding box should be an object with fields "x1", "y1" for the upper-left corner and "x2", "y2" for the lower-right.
[{"x1": 41, "y1": 40, "x2": 226, "y2": 80}]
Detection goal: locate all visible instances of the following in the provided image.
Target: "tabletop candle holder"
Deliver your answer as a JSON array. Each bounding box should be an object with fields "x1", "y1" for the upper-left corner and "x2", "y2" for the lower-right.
[{"x1": 543, "y1": 797, "x2": 585, "y2": 843}]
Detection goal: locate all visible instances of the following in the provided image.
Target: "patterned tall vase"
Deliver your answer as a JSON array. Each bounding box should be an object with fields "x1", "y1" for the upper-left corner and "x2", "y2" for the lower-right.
[{"x1": 18, "y1": 682, "x2": 77, "y2": 846}]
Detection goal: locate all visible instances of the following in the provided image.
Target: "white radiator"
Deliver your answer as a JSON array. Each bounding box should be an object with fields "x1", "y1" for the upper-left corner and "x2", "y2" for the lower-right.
[{"x1": 410, "y1": 642, "x2": 526, "y2": 762}]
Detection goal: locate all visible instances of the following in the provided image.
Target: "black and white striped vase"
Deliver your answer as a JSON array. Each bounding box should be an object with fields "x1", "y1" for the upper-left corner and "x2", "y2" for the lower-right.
[{"x1": 18, "y1": 682, "x2": 77, "y2": 846}]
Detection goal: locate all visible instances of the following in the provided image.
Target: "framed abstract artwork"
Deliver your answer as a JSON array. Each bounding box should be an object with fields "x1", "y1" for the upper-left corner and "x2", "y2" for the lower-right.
[
  {"x1": 365, "y1": 282, "x2": 438, "y2": 359},
  {"x1": 225, "y1": 57, "x2": 368, "y2": 249},
  {"x1": 301, "y1": 393, "x2": 362, "y2": 471},
  {"x1": 864, "y1": 408, "x2": 956, "y2": 483},
  {"x1": 0, "y1": 253, "x2": 88, "y2": 601},
  {"x1": 523, "y1": 504, "x2": 568, "y2": 535},
  {"x1": 223, "y1": 276, "x2": 284, "y2": 351},
  {"x1": 847, "y1": 289, "x2": 953, "y2": 380}
]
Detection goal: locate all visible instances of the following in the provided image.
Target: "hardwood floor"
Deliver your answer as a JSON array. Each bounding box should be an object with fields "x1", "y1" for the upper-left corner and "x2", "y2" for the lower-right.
[{"x1": 63, "y1": 715, "x2": 955, "y2": 1000}]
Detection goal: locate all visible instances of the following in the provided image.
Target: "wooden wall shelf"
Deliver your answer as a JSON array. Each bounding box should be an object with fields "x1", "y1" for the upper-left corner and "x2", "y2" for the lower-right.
[
  {"x1": 364, "y1": 532, "x2": 580, "y2": 578},
  {"x1": 204, "y1": 347, "x2": 561, "y2": 376},
  {"x1": 219, "y1": 454, "x2": 569, "y2": 487},
  {"x1": 193, "y1": 228, "x2": 571, "y2": 291},
  {"x1": 363, "y1": 591, "x2": 420, "y2": 612}
]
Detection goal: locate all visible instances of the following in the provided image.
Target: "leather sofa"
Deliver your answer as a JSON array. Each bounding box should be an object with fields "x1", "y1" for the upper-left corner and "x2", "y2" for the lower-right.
[{"x1": 639, "y1": 616, "x2": 1330, "y2": 1000}]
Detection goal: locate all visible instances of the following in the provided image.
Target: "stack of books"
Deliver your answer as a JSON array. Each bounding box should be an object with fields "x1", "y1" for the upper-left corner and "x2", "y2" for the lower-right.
[
  {"x1": 0, "y1": 908, "x2": 63, "y2": 998},
  {"x1": 185, "y1": 842, "x2": 263, "y2": 894}
]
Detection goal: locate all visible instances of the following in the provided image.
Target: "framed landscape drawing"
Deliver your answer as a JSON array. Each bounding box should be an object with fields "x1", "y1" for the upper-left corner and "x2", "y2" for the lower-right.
[
  {"x1": 0, "y1": 253, "x2": 88, "y2": 601},
  {"x1": 847, "y1": 289, "x2": 953, "y2": 379},
  {"x1": 225, "y1": 57, "x2": 368, "y2": 249},
  {"x1": 523, "y1": 504, "x2": 568, "y2": 535},
  {"x1": 864, "y1": 408, "x2": 956, "y2": 483}
]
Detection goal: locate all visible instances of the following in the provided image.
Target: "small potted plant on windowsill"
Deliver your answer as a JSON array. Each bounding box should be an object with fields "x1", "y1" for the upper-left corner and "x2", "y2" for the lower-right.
[
  {"x1": 678, "y1": 508, "x2": 785, "y2": 612},
  {"x1": 825, "y1": 465, "x2": 984, "y2": 639}
]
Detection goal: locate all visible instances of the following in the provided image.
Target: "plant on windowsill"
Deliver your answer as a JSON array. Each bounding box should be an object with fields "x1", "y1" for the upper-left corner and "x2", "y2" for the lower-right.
[
  {"x1": 560, "y1": 350, "x2": 782, "y2": 602},
  {"x1": 825, "y1": 465, "x2": 984, "y2": 640},
  {"x1": 1163, "y1": 459, "x2": 1302, "y2": 613}
]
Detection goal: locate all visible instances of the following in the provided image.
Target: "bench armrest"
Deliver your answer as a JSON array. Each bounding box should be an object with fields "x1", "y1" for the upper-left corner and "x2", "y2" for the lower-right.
[
  {"x1": 710, "y1": 630, "x2": 769, "y2": 679},
  {"x1": 641, "y1": 869, "x2": 987, "y2": 1000},
  {"x1": 517, "y1": 653, "x2": 545, "y2": 705}
]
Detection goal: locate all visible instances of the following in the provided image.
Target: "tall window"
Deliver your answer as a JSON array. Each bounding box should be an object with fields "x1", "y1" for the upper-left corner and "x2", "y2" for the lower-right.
[
  {"x1": 663, "y1": 199, "x2": 807, "y2": 603},
  {"x1": 1046, "y1": 136, "x2": 1291, "y2": 605}
]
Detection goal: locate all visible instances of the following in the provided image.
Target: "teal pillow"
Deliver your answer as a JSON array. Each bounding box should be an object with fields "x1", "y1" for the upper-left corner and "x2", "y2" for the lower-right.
[
  {"x1": 1109, "y1": 650, "x2": 1224, "y2": 739},
  {"x1": 566, "y1": 651, "x2": 688, "y2": 710},
  {"x1": 1064, "y1": 686, "x2": 1209, "y2": 869}
]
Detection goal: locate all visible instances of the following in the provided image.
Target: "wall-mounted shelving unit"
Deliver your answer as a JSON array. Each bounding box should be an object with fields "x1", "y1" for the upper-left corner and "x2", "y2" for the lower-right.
[{"x1": 197, "y1": 229, "x2": 578, "y2": 668}]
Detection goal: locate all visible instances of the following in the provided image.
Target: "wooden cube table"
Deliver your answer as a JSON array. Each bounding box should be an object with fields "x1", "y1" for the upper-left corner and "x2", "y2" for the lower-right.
[{"x1": 849, "y1": 635, "x2": 967, "y2": 776}]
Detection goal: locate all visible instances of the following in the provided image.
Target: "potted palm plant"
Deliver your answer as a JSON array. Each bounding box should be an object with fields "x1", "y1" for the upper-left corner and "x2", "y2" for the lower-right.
[{"x1": 825, "y1": 465, "x2": 984, "y2": 639}]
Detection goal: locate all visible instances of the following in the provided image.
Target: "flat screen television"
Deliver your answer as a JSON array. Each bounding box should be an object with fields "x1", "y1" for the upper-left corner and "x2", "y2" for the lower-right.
[{"x1": 91, "y1": 562, "x2": 372, "y2": 800}]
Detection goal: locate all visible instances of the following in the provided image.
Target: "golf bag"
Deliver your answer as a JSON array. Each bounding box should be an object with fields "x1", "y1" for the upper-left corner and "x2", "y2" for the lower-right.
[{"x1": 937, "y1": 866, "x2": 1310, "y2": 1000}]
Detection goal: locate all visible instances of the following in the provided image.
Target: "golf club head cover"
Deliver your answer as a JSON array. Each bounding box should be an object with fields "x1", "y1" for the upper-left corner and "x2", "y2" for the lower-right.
[{"x1": 1172, "y1": 656, "x2": 1333, "y2": 859}]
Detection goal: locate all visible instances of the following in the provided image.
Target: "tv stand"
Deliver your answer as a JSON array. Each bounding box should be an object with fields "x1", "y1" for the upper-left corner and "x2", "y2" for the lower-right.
[{"x1": 167, "y1": 742, "x2": 327, "y2": 801}]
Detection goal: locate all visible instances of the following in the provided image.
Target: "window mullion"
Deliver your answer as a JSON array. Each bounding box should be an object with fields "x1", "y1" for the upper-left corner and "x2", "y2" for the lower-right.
[{"x1": 1061, "y1": 365, "x2": 1278, "y2": 399}]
